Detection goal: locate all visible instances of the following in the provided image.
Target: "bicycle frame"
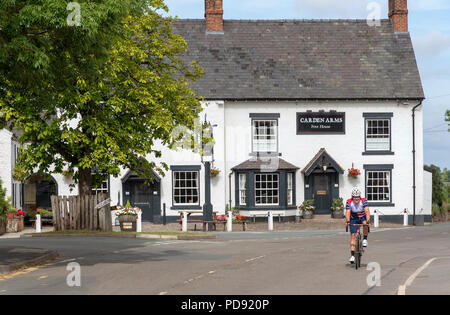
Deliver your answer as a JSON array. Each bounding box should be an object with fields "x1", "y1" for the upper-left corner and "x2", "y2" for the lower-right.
[{"x1": 346, "y1": 223, "x2": 370, "y2": 269}]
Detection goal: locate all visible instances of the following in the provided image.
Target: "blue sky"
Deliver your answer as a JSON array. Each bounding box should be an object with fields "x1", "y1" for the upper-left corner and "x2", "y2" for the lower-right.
[{"x1": 164, "y1": 0, "x2": 450, "y2": 169}]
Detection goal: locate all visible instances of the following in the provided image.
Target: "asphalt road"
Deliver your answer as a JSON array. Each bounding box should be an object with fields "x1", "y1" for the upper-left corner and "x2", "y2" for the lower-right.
[{"x1": 0, "y1": 223, "x2": 449, "y2": 295}]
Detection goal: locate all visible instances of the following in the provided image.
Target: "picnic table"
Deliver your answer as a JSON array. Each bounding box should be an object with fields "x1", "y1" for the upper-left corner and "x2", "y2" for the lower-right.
[{"x1": 177, "y1": 210, "x2": 218, "y2": 231}]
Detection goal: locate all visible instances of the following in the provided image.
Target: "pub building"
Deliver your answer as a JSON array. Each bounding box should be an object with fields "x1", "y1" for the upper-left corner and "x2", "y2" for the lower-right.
[{"x1": 0, "y1": 0, "x2": 432, "y2": 224}]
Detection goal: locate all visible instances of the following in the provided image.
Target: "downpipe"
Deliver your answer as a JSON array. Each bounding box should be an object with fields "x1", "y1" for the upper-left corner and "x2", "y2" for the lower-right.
[{"x1": 412, "y1": 100, "x2": 423, "y2": 226}]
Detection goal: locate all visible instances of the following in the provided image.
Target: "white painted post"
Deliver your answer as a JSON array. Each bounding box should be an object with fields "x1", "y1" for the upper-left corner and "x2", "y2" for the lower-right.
[
  {"x1": 403, "y1": 209, "x2": 408, "y2": 226},
  {"x1": 182, "y1": 211, "x2": 188, "y2": 232},
  {"x1": 137, "y1": 210, "x2": 142, "y2": 233},
  {"x1": 227, "y1": 211, "x2": 232, "y2": 232},
  {"x1": 374, "y1": 210, "x2": 379, "y2": 228},
  {"x1": 268, "y1": 211, "x2": 273, "y2": 231},
  {"x1": 36, "y1": 214, "x2": 41, "y2": 233}
]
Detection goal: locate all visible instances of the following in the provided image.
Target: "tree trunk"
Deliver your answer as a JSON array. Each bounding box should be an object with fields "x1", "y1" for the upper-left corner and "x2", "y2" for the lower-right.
[{"x1": 78, "y1": 167, "x2": 92, "y2": 196}]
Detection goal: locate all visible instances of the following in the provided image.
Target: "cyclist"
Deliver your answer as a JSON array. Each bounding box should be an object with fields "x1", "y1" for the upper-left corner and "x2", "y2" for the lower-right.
[{"x1": 346, "y1": 187, "x2": 370, "y2": 264}]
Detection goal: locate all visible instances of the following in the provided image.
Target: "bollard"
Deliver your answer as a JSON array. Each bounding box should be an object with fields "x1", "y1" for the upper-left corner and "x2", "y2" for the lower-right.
[
  {"x1": 227, "y1": 211, "x2": 232, "y2": 232},
  {"x1": 36, "y1": 214, "x2": 41, "y2": 233},
  {"x1": 268, "y1": 211, "x2": 273, "y2": 231},
  {"x1": 374, "y1": 210, "x2": 379, "y2": 228},
  {"x1": 137, "y1": 210, "x2": 142, "y2": 232},
  {"x1": 182, "y1": 211, "x2": 188, "y2": 232},
  {"x1": 403, "y1": 209, "x2": 408, "y2": 226}
]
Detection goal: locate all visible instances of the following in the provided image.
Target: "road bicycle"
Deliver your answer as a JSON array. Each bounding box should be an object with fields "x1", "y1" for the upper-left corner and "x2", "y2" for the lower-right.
[{"x1": 346, "y1": 223, "x2": 370, "y2": 270}]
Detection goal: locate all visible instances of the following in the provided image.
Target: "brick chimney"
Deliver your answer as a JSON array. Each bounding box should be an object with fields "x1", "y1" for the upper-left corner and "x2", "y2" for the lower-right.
[
  {"x1": 205, "y1": 0, "x2": 223, "y2": 33},
  {"x1": 389, "y1": 0, "x2": 408, "y2": 32}
]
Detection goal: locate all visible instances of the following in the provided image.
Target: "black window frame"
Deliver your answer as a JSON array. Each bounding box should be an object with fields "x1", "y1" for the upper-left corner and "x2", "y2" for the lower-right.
[
  {"x1": 364, "y1": 164, "x2": 395, "y2": 207},
  {"x1": 235, "y1": 169, "x2": 296, "y2": 210},
  {"x1": 362, "y1": 113, "x2": 394, "y2": 155},
  {"x1": 170, "y1": 165, "x2": 202, "y2": 210}
]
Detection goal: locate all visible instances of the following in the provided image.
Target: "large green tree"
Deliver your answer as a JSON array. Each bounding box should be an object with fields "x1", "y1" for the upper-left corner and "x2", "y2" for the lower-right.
[{"x1": 0, "y1": 0, "x2": 203, "y2": 195}]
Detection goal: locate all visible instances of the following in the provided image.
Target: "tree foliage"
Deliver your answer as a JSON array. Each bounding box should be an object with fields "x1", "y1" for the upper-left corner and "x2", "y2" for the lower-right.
[{"x1": 0, "y1": 1, "x2": 203, "y2": 195}]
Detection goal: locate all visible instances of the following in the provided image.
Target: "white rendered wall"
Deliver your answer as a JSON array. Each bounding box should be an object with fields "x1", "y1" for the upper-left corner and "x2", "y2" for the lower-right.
[{"x1": 50, "y1": 100, "x2": 425, "y2": 219}]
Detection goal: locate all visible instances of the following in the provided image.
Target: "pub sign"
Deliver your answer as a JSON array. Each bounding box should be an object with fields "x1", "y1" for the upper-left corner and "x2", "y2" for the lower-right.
[{"x1": 296, "y1": 112, "x2": 345, "y2": 134}]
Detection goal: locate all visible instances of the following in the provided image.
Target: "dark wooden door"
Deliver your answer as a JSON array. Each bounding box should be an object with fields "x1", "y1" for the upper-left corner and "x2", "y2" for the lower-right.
[
  {"x1": 128, "y1": 181, "x2": 153, "y2": 222},
  {"x1": 313, "y1": 174, "x2": 331, "y2": 214}
]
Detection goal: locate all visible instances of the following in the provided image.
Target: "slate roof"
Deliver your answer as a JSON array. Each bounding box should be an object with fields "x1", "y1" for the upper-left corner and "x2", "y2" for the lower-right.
[
  {"x1": 172, "y1": 19, "x2": 424, "y2": 100},
  {"x1": 232, "y1": 158, "x2": 299, "y2": 171}
]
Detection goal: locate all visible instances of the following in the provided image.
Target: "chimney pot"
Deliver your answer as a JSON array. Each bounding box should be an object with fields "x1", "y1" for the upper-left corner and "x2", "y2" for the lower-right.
[
  {"x1": 205, "y1": 0, "x2": 223, "y2": 33},
  {"x1": 389, "y1": 0, "x2": 408, "y2": 32}
]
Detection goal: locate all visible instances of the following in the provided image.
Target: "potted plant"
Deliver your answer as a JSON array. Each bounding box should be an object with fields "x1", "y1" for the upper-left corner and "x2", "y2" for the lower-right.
[
  {"x1": 299, "y1": 200, "x2": 315, "y2": 219},
  {"x1": 62, "y1": 169, "x2": 74, "y2": 179},
  {"x1": 15, "y1": 209, "x2": 26, "y2": 231},
  {"x1": 331, "y1": 198, "x2": 345, "y2": 219},
  {"x1": 116, "y1": 201, "x2": 140, "y2": 232},
  {"x1": 210, "y1": 167, "x2": 221, "y2": 178},
  {"x1": 348, "y1": 168, "x2": 361, "y2": 179},
  {"x1": 7, "y1": 208, "x2": 16, "y2": 220},
  {"x1": 12, "y1": 168, "x2": 28, "y2": 182}
]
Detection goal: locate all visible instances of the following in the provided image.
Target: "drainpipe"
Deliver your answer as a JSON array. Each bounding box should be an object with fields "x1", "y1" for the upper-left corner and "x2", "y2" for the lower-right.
[
  {"x1": 412, "y1": 100, "x2": 423, "y2": 226},
  {"x1": 228, "y1": 171, "x2": 233, "y2": 211}
]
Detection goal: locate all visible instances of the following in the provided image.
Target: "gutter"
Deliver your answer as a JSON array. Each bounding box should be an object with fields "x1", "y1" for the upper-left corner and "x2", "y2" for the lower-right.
[{"x1": 412, "y1": 100, "x2": 423, "y2": 226}]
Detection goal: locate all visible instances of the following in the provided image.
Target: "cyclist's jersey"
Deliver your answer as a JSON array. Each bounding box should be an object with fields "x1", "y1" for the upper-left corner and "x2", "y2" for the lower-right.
[{"x1": 346, "y1": 198, "x2": 368, "y2": 219}]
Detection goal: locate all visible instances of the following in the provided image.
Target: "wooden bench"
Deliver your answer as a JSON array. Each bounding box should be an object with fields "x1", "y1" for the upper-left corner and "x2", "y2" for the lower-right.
[
  {"x1": 177, "y1": 218, "x2": 203, "y2": 231},
  {"x1": 203, "y1": 220, "x2": 247, "y2": 232},
  {"x1": 177, "y1": 210, "x2": 218, "y2": 231}
]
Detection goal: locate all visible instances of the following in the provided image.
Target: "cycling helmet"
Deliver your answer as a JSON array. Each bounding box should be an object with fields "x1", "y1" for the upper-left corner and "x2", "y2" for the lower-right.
[{"x1": 351, "y1": 187, "x2": 361, "y2": 198}]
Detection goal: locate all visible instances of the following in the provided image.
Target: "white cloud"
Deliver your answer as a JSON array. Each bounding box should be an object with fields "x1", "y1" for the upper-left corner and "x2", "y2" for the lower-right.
[{"x1": 413, "y1": 31, "x2": 450, "y2": 58}]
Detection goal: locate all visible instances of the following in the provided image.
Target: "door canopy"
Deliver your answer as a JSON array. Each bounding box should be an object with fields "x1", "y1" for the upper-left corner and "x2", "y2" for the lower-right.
[{"x1": 302, "y1": 148, "x2": 344, "y2": 176}]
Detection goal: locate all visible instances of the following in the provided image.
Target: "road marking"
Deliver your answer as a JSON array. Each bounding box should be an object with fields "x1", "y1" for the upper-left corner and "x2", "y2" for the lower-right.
[
  {"x1": 245, "y1": 255, "x2": 265, "y2": 263},
  {"x1": 397, "y1": 256, "x2": 450, "y2": 295},
  {"x1": 38, "y1": 275, "x2": 48, "y2": 280},
  {"x1": 0, "y1": 267, "x2": 39, "y2": 281},
  {"x1": 159, "y1": 291, "x2": 168, "y2": 295}
]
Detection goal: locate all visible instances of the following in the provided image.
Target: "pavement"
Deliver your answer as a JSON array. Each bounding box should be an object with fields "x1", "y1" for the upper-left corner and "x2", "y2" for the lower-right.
[{"x1": 0, "y1": 222, "x2": 448, "y2": 295}]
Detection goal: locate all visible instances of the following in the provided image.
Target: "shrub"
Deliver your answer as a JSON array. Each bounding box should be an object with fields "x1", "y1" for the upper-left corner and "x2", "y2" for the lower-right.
[
  {"x1": 0, "y1": 179, "x2": 13, "y2": 220},
  {"x1": 432, "y1": 204, "x2": 440, "y2": 216}
]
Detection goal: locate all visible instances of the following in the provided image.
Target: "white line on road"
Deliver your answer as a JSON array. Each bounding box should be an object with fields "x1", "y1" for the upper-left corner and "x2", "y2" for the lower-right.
[
  {"x1": 245, "y1": 255, "x2": 265, "y2": 263},
  {"x1": 397, "y1": 256, "x2": 450, "y2": 295}
]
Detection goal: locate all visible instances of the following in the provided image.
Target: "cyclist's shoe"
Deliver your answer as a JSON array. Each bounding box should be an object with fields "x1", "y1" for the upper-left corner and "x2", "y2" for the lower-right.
[
  {"x1": 362, "y1": 239, "x2": 368, "y2": 247},
  {"x1": 349, "y1": 256, "x2": 355, "y2": 264}
]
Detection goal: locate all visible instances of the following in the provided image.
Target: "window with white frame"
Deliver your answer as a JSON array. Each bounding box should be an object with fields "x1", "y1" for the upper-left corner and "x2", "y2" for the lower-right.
[
  {"x1": 252, "y1": 120, "x2": 277, "y2": 153},
  {"x1": 366, "y1": 119, "x2": 391, "y2": 151},
  {"x1": 287, "y1": 173, "x2": 293, "y2": 205},
  {"x1": 173, "y1": 171, "x2": 199, "y2": 205},
  {"x1": 92, "y1": 177, "x2": 109, "y2": 195},
  {"x1": 255, "y1": 173, "x2": 279, "y2": 206},
  {"x1": 239, "y1": 174, "x2": 246, "y2": 205},
  {"x1": 366, "y1": 171, "x2": 390, "y2": 202}
]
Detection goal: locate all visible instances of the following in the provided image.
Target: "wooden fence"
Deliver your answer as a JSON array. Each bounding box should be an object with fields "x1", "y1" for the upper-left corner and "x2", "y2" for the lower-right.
[{"x1": 50, "y1": 193, "x2": 112, "y2": 231}]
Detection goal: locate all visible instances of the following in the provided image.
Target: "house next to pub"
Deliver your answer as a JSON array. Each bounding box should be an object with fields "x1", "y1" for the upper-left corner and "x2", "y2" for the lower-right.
[{"x1": 0, "y1": 0, "x2": 433, "y2": 224}]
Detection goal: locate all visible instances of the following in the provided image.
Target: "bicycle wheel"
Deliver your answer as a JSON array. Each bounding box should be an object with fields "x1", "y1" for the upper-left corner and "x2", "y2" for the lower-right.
[{"x1": 355, "y1": 235, "x2": 360, "y2": 270}]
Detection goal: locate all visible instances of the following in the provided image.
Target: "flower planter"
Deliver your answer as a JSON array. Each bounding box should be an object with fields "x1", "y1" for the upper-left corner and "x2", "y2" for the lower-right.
[
  {"x1": 332, "y1": 210, "x2": 345, "y2": 219},
  {"x1": 302, "y1": 210, "x2": 314, "y2": 219},
  {"x1": 118, "y1": 215, "x2": 138, "y2": 232},
  {"x1": 6, "y1": 216, "x2": 24, "y2": 233},
  {"x1": 7, "y1": 212, "x2": 15, "y2": 220}
]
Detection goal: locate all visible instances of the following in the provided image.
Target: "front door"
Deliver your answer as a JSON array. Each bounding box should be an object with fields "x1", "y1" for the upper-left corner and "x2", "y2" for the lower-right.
[
  {"x1": 126, "y1": 180, "x2": 153, "y2": 222},
  {"x1": 313, "y1": 174, "x2": 332, "y2": 214}
]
